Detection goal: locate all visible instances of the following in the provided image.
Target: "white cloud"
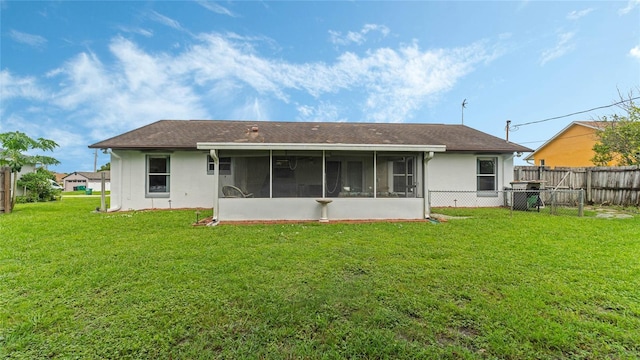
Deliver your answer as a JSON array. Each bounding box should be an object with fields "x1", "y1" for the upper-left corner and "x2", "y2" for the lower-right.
[
  {"x1": 630, "y1": 45, "x2": 640, "y2": 60},
  {"x1": 540, "y1": 31, "x2": 575, "y2": 66},
  {"x1": 0, "y1": 70, "x2": 47, "y2": 100},
  {"x1": 179, "y1": 33, "x2": 494, "y2": 122},
  {"x1": 567, "y1": 8, "x2": 594, "y2": 20},
  {"x1": 197, "y1": 1, "x2": 237, "y2": 17},
  {"x1": 9, "y1": 29, "x2": 47, "y2": 48},
  {"x1": 45, "y1": 37, "x2": 207, "y2": 136},
  {"x1": 3, "y1": 31, "x2": 499, "y2": 152},
  {"x1": 147, "y1": 10, "x2": 183, "y2": 30},
  {"x1": 296, "y1": 102, "x2": 345, "y2": 122},
  {"x1": 230, "y1": 98, "x2": 270, "y2": 120},
  {"x1": 619, "y1": 0, "x2": 639, "y2": 15},
  {"x1": 116, "y1": 26, "x2": 154, "y2": 37},
  {"x1": 329, "y1": 24, "x2": 390, "y2": 46}
]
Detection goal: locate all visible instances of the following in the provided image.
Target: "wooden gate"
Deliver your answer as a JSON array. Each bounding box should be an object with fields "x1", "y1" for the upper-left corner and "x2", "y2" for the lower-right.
[{"x1": 0, "y1": 167, "x2": 11, "y2": 214}]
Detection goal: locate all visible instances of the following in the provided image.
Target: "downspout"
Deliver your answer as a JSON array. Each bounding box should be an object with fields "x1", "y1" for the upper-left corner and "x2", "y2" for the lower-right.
[
  {"x1": 107, "y1": 149, "x2": 122, "y2": 212},
  {"x1": 208, "y1": 149, "x2": 220, "y2": 226},
  {"x1": 423, "y1": 151, "x2": 434, "y2": 219}
]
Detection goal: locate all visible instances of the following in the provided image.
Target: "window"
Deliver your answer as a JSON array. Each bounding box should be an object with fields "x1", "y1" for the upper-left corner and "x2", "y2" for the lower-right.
[
  {"x1": 477, "y1": 157, "x2": 497, "y2": 195},
  {"x1": 539, "y1": 159, "x2": 545, "y2": 166},
  {"x1": 147, "y1": 155, "x2": 170, "y2": 197},
  {"x1": 207, "y1": 156, "x2": 231, "y2": 175}
]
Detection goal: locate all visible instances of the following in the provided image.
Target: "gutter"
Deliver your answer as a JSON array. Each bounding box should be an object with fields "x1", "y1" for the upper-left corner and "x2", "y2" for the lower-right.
[{"x1": 197, "y1": 142, "x2": 446, "y2": 153}]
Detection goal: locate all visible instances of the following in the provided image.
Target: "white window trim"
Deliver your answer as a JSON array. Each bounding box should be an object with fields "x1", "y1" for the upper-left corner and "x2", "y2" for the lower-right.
[
  {"x1": 146, "y1": 155, "x2": 170, "y2": 198},
  {"x1": 477, "y1": 156, "x2": 498, "y2": 197},
  {"x1": 207, "y1": 155, "x2": 231, "y2": 175}
]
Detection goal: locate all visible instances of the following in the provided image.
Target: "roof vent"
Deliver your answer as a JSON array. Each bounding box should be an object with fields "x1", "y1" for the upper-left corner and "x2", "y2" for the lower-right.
[{"x1": 250, "y1": 126, "x2": 259, "y2": 133}]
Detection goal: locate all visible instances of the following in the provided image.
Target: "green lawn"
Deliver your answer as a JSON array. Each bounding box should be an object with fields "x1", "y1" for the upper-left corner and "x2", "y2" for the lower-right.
[{"x1": 1, "y1": 198, "x2": 639, "y2": 359}]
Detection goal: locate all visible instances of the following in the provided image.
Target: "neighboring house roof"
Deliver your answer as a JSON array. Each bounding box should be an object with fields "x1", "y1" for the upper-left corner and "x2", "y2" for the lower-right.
[
  {"x1": 89, "y1": 120, "x2": 532, "y2": 153},
  {"x1": 63, "y1": 171, "x2": 111, "y2": 181},
  {"x1": 524, "y1": 121, "x2": 607, "y2": 161},
  {"x1": 54, "y1": 173, "x2": 66, "y2": 183}
]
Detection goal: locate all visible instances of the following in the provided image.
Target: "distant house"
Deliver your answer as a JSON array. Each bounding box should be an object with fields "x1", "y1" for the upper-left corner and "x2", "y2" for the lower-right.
[
  {"x1": 524, "y1": 121, "x2": 615, "y2": 167},
  {"x1": 63, "y1": 171, "x2": 111, "y2": 192},
  {"x1": 89, "y1": 120, "x2": 530, "y2": 222}
]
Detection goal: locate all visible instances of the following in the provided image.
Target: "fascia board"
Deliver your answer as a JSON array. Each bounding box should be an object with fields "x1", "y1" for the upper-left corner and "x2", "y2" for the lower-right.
[{"x1": 197, "y1": 142, "x2": 447, "y2": 152}]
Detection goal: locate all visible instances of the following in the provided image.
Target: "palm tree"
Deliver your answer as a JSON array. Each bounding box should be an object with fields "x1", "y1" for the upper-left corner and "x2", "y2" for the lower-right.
[{"x1": 0, "y1": 131, "x2": 60, "y2": 210}]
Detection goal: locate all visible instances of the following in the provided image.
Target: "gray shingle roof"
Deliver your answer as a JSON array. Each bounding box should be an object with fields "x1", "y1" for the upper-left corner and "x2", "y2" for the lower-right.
[
  {"x1": 89, "y1": 120, "x2": 532, "y2": 153},
  {"x1": 63, "y1": 171, "x2": 110, "y2": 181}
]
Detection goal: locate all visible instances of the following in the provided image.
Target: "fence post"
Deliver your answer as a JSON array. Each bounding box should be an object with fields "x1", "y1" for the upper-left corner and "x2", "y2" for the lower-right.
[
  {"x1": 578, "y1": 189, "x2": 584, "y2": 217},
  {"x1": 586, "y1": 168, "x2": 592, "y2": 204}
]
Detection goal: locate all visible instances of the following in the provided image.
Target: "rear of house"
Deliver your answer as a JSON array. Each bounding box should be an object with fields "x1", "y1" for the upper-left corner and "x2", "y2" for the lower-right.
[{"x1": 90, "y1": 120, "x2": 531, "y2": 222}]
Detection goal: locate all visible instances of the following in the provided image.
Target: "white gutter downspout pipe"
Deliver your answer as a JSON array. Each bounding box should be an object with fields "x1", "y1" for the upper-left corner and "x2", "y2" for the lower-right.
[
  {"x1": 423, "y1": 151, "x2": 435, "y2": 219},
  {"x1": 107, "y1": 149, "x2": 122, "y2": 212},
  {"x1": 208, "y1": 149, "x2": 220, "y2": 226}
]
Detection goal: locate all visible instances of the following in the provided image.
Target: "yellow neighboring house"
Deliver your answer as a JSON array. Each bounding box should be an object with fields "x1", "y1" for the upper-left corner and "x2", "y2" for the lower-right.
[{"x1": 525, "y1": 121, "x2": 616, "y2": 167}]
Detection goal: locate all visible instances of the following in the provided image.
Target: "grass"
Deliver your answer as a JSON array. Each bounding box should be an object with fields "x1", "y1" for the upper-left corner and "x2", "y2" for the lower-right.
[{"x1": 1, "y1": 198, "x2": 639, "y2": 359}]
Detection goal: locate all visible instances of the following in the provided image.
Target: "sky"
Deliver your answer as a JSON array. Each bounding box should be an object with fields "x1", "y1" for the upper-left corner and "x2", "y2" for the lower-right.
[{"x1": 1, "y1": 1, "x2": 639, "y2": 173}]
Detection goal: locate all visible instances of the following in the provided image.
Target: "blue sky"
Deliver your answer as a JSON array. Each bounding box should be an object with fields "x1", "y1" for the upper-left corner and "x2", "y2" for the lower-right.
[{"x1": 1, "y1": 1, "x2": 639, "y2": 173}]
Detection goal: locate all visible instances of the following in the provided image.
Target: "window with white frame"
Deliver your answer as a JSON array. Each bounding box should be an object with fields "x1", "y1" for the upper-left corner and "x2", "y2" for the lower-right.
[
  {"x1": 147, "y1": 155, "x2": 170, "y2": 197},
  {"x1": 207, "y1": 155, "x2": 231, "y2": 175},
  {"x1": 477, "y1": 157, "x2": 497, "y2": 195}
]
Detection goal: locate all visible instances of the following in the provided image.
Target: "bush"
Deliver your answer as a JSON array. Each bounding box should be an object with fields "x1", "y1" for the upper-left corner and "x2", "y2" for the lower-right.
[{"x1": 16, "y1": 168, "x2": 60, "y2": 202}]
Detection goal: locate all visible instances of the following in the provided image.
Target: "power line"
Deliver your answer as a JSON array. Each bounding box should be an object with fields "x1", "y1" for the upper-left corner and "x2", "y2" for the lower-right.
[{"x1": 510, "y1": 96, "x2": 639, "y2": 130}]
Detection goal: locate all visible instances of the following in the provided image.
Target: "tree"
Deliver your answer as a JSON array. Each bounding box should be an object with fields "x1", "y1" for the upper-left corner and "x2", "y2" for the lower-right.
[
  {"x1": 591, "y1": 99, "x2": 640, "y2": 166},
  {"x1": 98, "y1": 162, "x2": 111, "y2": 171},
  {"x1": 0, "y1": 131, "x2": 60, "y2": 209},
  {"x1": 17, "y1": 168, "x2": 59, "y2": 202}
]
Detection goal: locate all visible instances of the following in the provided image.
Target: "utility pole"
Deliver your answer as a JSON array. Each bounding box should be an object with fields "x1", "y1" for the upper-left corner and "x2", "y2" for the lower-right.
[{"x1": 461, "y1": 99, "x2": 468, "y2": 125}]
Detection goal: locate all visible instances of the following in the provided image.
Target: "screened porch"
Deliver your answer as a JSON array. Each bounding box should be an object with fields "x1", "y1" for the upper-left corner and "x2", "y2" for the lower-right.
[{"x1": 213, "y1": 150, "x2": 424, "y2": 199}]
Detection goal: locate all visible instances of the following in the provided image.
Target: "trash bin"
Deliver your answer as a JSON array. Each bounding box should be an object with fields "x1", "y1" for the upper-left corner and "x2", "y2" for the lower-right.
[
  {"x1": 77, "y1": 185, "x2": 86, "y2": 191},
  {"x1": 85, "y1": 188, "x2": 93, "y2": 195},
  {"x1": 510, "y1": 181, "x2": 544, "y2": 211}
]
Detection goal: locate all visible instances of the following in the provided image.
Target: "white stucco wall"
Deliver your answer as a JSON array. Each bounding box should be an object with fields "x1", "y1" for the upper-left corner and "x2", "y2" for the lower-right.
[
  {"x1": 108, "y1": 150, "x2": 516, "y2": 217},
  {"x1": 109, "y1": 150, "x2": 215, "y2": 211},
  {"x1": 12, "y1": 164, "x2": 36, "y2": 196},
  {"x1": 219, "y1": 198, "x2": 424, "y2": 221},
  {"x1": 427, "y1": 153, "x2": 515, "y2": 207}
]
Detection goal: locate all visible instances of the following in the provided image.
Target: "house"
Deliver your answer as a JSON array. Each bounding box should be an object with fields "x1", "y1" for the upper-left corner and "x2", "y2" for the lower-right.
[
  {"x1": 62, "y1": 171, "x2": 111, "y2": 192},
  {"x1": 524, "y1": 121, "x2": 614, "y2": 167},
  {"x1": 0, "y1": 149, "x2": 37, "y2": 197},
  {"x1": 89, "y1": 120, "x2": 531, "y2": 222}
]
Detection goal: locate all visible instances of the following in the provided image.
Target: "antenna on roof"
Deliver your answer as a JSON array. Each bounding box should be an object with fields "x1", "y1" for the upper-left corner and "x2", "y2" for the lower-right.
[{"x1": 461, "y1": 99, "x2": 468, "y2": 125}]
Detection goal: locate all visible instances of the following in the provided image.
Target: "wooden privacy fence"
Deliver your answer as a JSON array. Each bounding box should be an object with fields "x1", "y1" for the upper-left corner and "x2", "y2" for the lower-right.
[
  {"x1": 1, "y1": 167, "x2": 11, "y2": 214},
  {"x1": 514, "y1": 166, "x2": 640, "y2": 206}
]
